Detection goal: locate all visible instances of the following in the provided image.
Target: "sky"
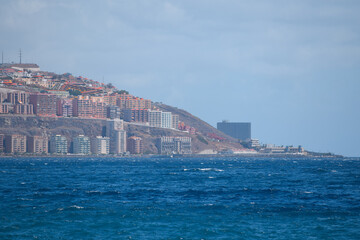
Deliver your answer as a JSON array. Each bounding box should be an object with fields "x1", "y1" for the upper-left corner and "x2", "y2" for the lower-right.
[{"x1": 1, "y1": 0, "x2": 359, "y2": 156}]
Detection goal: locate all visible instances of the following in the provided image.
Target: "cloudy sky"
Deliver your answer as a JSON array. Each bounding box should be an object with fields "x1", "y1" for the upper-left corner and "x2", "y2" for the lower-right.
[{"x1": 1, "y1": 0, "x2": 359, "y2": 156}]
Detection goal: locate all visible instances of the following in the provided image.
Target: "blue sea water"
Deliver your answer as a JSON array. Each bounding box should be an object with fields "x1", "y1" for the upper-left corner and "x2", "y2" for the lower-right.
[{"x1": 0, "y1": 157, "x2": 359, "y2": 239}]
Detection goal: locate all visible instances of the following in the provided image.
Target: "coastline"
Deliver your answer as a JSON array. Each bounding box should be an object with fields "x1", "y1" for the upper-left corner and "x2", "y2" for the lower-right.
[{"x1": 0, "y1": 153, "x2": 348, "y2": 159}]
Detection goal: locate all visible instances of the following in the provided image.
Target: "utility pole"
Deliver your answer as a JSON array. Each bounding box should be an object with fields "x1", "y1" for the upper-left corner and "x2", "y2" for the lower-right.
[
  {"x1": 19, "y1": 48, "x2": 22, "y2": 64},
  {"x1": 1, "y1": 51, "x2": 3, "y2": 64}
]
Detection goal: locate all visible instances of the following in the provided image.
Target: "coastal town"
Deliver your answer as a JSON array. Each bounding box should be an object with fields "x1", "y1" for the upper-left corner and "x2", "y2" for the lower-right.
[{"x1": 0, "y1": 62, "x2": 312, "y2": 156}]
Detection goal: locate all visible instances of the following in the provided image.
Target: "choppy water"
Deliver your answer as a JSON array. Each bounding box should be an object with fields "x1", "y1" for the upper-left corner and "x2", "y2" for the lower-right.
[{"x1": 0, "y1": 157, "x2": 359, "y2": 239}]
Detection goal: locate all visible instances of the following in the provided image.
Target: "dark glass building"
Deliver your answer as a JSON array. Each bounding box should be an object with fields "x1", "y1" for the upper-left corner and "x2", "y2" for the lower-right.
[{"x1": 217, "y1": 121, "x2": 251, "y2": 141}]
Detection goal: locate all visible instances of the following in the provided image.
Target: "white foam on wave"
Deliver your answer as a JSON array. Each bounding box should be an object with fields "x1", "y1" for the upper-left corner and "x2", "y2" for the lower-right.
[
  {"x1": 86, "y1": 190, "x2": 101, "y2": 193},
  {"x1": 199, "y1": 168, "x2": 212, "y2": 171},
  {"x1": 69, "y1": 205, "x2": 84, "y2": 209}
]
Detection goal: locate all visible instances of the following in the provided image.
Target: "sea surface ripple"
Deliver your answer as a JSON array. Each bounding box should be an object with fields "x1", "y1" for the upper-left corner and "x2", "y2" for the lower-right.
[{"x1": 0, "y1": 157, "x2": 359, "y2": 239}]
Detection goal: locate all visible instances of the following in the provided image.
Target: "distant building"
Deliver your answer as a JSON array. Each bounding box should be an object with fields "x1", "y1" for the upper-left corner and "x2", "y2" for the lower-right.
[
  {"x1": 106, "y1": 119, "x2": 124, "y2": 136},
  {"x1": 57, "y1": 99, "x2": 73, "y2": 117},
  {"x1": 217, "y1": 121, "x2": 251, "y2": 141},
  {"x1": 107, "y1": 105, "x2": 121, "y2": 119},
  {"x1": 50, "y1": 135, "x2": 68, "y2": 154},
  {"x1": 148, "y1": 110, "x2": 162, "y2": 127},
  {"x1": 0, "y1": 104, "x2": 9, "y2": 114},
  {"x1": 171, "y1": 114, "x2": 179, "y2": 129},
  {"x1": 5, "y1": 63, "x2": 40, "y2": 72},
  {"x1": 14, "y1": 104, "x2": 34, "y2": 115},
  {"x1": 127, "y1": 136, "x2": 142, "y2": 154},
  {"x1": 7, "y1": 92, "x2": 28, "y2": 104},
  {"x1": 106, "y1": 119, "x2": 126, "y2": 154},
  {"x1": 116, "y1": 94, "x2": 151, "y2": 110},
  {"x1": 0, "y1": 134, "x2": 4, "y2": 152},
  {"x1": 122, "y1": 109, "x2": 149, "y2": 123},
  {"x1": 109, "y1": 130, "x2": 127, "y2": 154},
  {"x1": 27, "y1": 136, "x2": 48, "y2": 154},
  {"x1": 0, "y1": 93, "x2": 5, "y2": 103},
  {"x1": 73, "y1": 135, "x2": 91, "y2": 154},
  {"x1": 249, "y1": 139, "x2": 261, "y2": 148},
  {"x1": 161, "y1": 112, "x2": 172, "y2": 128},
  {"x1": 91, "y1": 136, "x2": 110, "y2": 155},
  {"x1": 73, "y1": 96, "x2": 107, "y2": 119},
  {"x1": 157, "y1": 136, "x2": 192, "y2": 155},
  {"x1": 5, "y1": 134, "x2": 27, "y2": 153},
  {"x1": 29, "y1": 93, "x2": 57, "y2": 116}
]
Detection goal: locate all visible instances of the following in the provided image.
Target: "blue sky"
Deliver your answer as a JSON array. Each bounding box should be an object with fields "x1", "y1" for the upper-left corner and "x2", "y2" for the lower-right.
[{"x1": 1, "y1": 0, "x2": 359, "y2": 156}]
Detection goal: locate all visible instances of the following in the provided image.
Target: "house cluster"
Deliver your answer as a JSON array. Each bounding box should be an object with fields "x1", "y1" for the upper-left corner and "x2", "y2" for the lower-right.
[
  {"x1": 0, "y1": 119, "x2": 143, "y2": 155},
  {"x1": 0, "y1": 63, "x2": 196, "y2": 155},
  {"x1": 0, "y1": 63, "x2": 187, "y2": 131}
]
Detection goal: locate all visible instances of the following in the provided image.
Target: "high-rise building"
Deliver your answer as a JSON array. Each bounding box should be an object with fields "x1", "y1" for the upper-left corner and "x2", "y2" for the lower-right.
[
  {"x1": 7, "y1": 92, "x2": 28, "y2": 104},
  {"x1": 0, "y1": 93, "x2": 5, "y2": 103},
  {"x1": 106, "y1": 119, "x2": 126, "y2": 154},
  {"x1": 73, "y1": 135, "x2": 91, "y2": 154},
  {"x1": 14, "y1": 104, "x2": 34, "y2": 115},
  {"x1": 0, "y1": 104, "x2": 9, "y2": 114},
  {"x1": 0, "y1": 134, "x2": 4, "y2": 152},
  {"x1": 91, "y1": 136, "x2": 110, "y2": 154},
  {"x1": 127, "y1": 136, "x2": 142, "y2": 154},
  {"x1": 171, "y1": 114, "x2": 179, "y2": 129},
  {"x1": 116, "y1": 94, "x2": 151, "y2": 110},
  {"x1": 161, "y1": 112, "x2": 172, "y2": 129},
  {"x1": 106, "y1": 119, "x2": 124, "y2": 137},
  {"x1": 72, "y1": 96, "x2": 92, "y2": 118},
  {"x1": 50, "y1": 135, "x2": 68, "y2": 154},
  {"x1": 5, "y1": 134, "x2": 27, "y2": 153},
  {"x1": 108, "y1": 130, "x2": 126, "y2": 154},
  {"x1": 107, "y1": 105, "x2": 121, "y2": 119},
  {"x1": 29, "y1": 93, "x2": 57, "y2": 116},
  {"x1": 122, "y1": 109, "x2": 149, "y2": 123},
  {"x1": 217, "y1": 121, "x2": 251, "y2": 141},
  {"x1": 73, "y1": 96, "x2": 107, "y2": 119},
  {"x1": 57, "y1": 98, "x2": 73, "y2": 117},
  {"x1": 157, "y1": 136, "x2": 192, "y2": 155},
  {"x1": 148, "y1": 110, "x2": 162, "y2": 127},
  {"x1": 27, "y1": 136, "x2": 48, "y2": 154}
]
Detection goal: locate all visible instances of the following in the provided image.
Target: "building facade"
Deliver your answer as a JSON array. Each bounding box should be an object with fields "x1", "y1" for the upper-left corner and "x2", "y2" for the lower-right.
[
  {"x1": 161, "y1": 112, "x2": 172, "y2": 129},
  {"x1": 217, "y1": 121, "x2": 251, "y2": 141},
  {"x1": 27, "y1": 136, "x2": 48, "y2": 154},
  {"x1": 57, "y1": 98, "x2": 73, "y2": 117},
  {"x1": 29, "y1": 93, "x2": 57, "y2": 116},
  {"x1": 5, "y1": 134, "x2": 27, "y2": 153},
  {"x1": 171, "y1": 114, "x2": 179, "y2": 129},
  {"x1": 107, "y1": 105, "x2": 121, "y2": 119},
  {"x1": 91, "y1": 136, "x2": 110, "y2": 154},
  {"x1": 127, "y1": 136, "x2": 142, "y2": 154},
  {"x1": 122, "y1": 108, "x2": 149, "y2": 123},
  {"x1": 157, "y1": 136, "x2": 192, "y2": 155},
  {"x1": 73, "y1": 135, "x2": 91, "y2": 154},
  {"x1": 50, "y1": 135, "x2": 68, "y2": 154},
  {"x1": 0, "y1": 134, "x2": 4, "y2": 152},
  {"x1": 149, "y1": 110, "x2": 162, "y2": 127}
]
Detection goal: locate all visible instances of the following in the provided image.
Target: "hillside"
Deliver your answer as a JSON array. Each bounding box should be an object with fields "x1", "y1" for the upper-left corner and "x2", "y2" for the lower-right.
[{"x1": 154, "y1": 103, "x2": 238, "y2": 142}]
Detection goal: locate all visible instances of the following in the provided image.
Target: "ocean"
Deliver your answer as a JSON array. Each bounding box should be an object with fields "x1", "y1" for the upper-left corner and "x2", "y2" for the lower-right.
[{"x1": 0, "y1": 156, "x2": 359, "y2": 239}]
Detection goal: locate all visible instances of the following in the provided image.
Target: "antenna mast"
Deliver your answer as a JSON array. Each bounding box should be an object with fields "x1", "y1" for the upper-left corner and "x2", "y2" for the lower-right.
[{"x1": 19, "y1": 48, "x2": 22, "y2": 64}]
